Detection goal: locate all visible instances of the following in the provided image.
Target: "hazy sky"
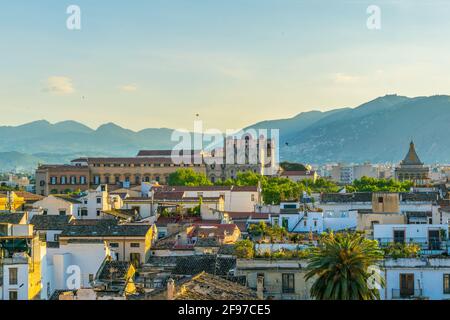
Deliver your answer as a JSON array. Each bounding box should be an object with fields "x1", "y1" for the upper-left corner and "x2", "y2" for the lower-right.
[{"x1": 1, "y1": 0, "x2": 450, "y2": 131}]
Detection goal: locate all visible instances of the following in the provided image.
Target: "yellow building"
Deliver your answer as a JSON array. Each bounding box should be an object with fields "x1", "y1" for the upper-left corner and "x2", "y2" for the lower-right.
[
  {"x1": 0, "y1": 192, "x2": 25, "y2": 211},
  {"x1": 0, "y1": 212, "x2": 46, "y2": 300},
  {"x1": 357, "y1": 192, "x2": 406, "y2": 237}
]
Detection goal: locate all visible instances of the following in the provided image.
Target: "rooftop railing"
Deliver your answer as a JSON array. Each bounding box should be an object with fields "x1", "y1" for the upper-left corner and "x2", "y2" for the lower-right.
[
  {"x1": 375, "y1": 237, "x2": 447, "y2": 251},
  {"x1": 392, "y1": 289, "x2": 424, "y2": 299}
]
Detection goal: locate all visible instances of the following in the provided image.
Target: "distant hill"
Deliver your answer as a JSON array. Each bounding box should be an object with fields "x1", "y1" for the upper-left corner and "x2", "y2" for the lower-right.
[
  {"x1": 1, "y1": 94, "x2": 450, "y2": 171},
  {"x1": 278, "y1": 95, "x2": 450, "y2": 164}
]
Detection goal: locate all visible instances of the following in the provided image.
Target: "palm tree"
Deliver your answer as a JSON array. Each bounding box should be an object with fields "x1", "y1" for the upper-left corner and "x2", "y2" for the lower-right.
[{"x1": 305, "y1": 232, "x2": 384, "y2": 300}]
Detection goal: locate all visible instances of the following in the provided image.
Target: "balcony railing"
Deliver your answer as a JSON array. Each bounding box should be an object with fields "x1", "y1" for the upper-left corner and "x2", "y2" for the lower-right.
[
  {"x1": 0, "y1": 256, "x2": 30, "y2": 265},
  {"x1": 375, "y1": 237, "x2": 447, "y2": 251},
  {"x1": 392, "y1": 289, "x2": 423, "y2": 299}
]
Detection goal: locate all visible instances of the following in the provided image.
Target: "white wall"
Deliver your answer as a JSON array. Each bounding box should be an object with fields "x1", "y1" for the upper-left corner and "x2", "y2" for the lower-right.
[
  {"x1": 181, "y1": 189, "x2": 258, "y2": 212},
  {"x1": 48, "y1": 242, "x2": 109, "y2": 291},
  {"x1": 382, "y1": 258, "x2": 450, "y2": 300},
  {"x1": 1, "y1": 263, "x2": 29, "y2": 300},
  {"x1": 374, "y1": 224, "x2": 448, "y2": 242},
  {"x1": 76, "y1": 188, "x2": 111, "y2": 219},
  {"x1": 33, "y1": 196, "x2": 74, "y2": 216},
  {"x1": 275, "y1": 211, "x2": 356, "y2": 233}
]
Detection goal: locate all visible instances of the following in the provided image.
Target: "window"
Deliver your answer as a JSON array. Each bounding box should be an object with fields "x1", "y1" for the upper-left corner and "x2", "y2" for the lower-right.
[
  {"x1": 251, "y1": 194, "x2": 255, "y2": 202},
  {"x1": 59, "y1": 210, "x2": 66, "y2": 216},
  {"x1": 429, "y1": 230, "x2": 441, "y2": 250},
  {"x1": 9, "y1": 268, "x2": 18, "y2": 285},
  {"x1": 50, "y1": 176, "x2": 57, "y2": 185},
  {"x1": 43, "y1": 209, "x2": 48, "y2": 216},
  {"x1": 444, "y1": 274, "x2": 450, "y2": 294},
  {"x1": 80, "y1": 209, "x2": 88, "y2": 216},
  {"x1": 130, "y1": 253, "x2": 141, "y2": 267},
  {"x1": 314, "y1": 220, "x2": 317, "y2": 227},
  {"x1": 110, "y1": 243, "x2": 119, "y2": 248},
  {"x1": 80, "y1": 176, "x2": 86, "y2": 185},
  {"x1": 9, "y1": 291, "x2": 18, "y2": 300},
  {"x1": 39, "y1": 180, "x2": 45, "y2": 186},
  {"x1": 282, "y1": 273, "x2": 295, "y2": 294},
  {"x1": 96, "y1": 210, "x2": 101, "y2": 216},
  {"x1": 378, "y1": 197, "x2": 384, "y2": 204},
  {"x1": 282, "y1": 218, "x2": 289, "y2": 229},
  {"x1": 96, "y1": 197, "x2": 102, "y2": 204},
  {"x1": 393, "y1": 230, "x2": 405, "y2": 244},
  {"x1": 257, "y1": 273, "x2": 265, "y2": 288},
  {"x1": 54, "y1": 234, "x2": 59, "y2": 242},
  {"x1": 60, "y1": 176, "x2": 67, "y2": 184},
  {"x1": 400, "y1": 273, "x2": 414, "y2": 298},
  {"x1": 94, "y1": 176, "x2": 101, "y2": 185},
  {"x1": 39, "y1": 232, "x2": 47, "y2": 242},
  {"x1": 132, "y1": 206, "x2": 140, "y2": 214},
  {"x1": 70, "y1": 176, "x2": 77, "y2": 184},
  {"x1": 89, "y1": 274, "x2": 94, "y2": 283},
  {"x1": 130, "y1": 243, "x2": 140, "y2": 248},
  {"x1": 303, "y1": 220, "x2": 307, "y2": 227}
]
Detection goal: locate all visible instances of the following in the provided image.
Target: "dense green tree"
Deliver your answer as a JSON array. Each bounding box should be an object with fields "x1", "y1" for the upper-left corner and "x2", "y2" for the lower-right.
[
  {"x1": 167, "y1": 169, "x2": 212, "y2": 186},
  {"x1": 234, "y1": 240, "x2": 254, "y2": 259},
  {"x1": 349, "y1": 176, "x2": 413, "y2": 192},
  {"x1": 280, "y1": 162, "x2": 308, "y2": 171}
]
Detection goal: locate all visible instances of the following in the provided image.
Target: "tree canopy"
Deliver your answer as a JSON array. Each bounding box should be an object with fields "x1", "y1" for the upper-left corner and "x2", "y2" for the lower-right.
[
  {"x1": 305, "y1": 232, "x2": 385, "y2": 300},
  {"x1": 167, "y1": 168, "x2": 212, "y2": 186}
]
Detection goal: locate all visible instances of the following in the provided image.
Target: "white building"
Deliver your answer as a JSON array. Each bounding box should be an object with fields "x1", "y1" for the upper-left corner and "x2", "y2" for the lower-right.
[
  {"x1": 318, "y1": 192, "x2": 442, "y2": 224},
  {"x1": 47, "y1": 240, "x2": 111, "y2": 293},
  {"x1": 31, "y1": 185, "x2": 120, "y2": 220},
  {"x1": 32, "y1": 195, "x2": 81, "y2": 217},
  {"x1": 330, "y1": 163, "x2": 378, "y2": 184},
  {"x1": 373, "y1": 224, "x2": 448, "y2": 253},
  {"x1": 381, "y1": 258, "x2": 450, "y2": 300},
  {"x1": 155, "y1": 185, "x2": 260, "y2": 212},
  {"x1": 271, "y1": 202, "x2": 357, "y2": 233}
]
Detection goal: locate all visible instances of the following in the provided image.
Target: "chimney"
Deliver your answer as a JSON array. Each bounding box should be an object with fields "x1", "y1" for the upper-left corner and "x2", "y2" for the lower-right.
[
  {"x1": 167, "y1": 278, "x2": 175, "y2": 300},
  {"x1": 256, "y1": 275, "x2": 264, "y2": 300}
]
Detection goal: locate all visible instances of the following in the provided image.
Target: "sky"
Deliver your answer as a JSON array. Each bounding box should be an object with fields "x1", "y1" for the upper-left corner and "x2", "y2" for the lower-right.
[{"x1": 1, "y1": 0, "x2": 450, "y2": 131}]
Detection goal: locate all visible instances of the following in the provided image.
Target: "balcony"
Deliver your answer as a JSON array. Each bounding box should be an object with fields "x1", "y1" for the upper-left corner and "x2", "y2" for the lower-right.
[
  {"x1": 0, "y1": 256, "x2": 30, "y2": 265},
  {"x1": 392, "y1": 289, "x2": 424, "y2": 299},
  {"x1": 376, "y1": 237, "x2": 447, "y2": 253}
]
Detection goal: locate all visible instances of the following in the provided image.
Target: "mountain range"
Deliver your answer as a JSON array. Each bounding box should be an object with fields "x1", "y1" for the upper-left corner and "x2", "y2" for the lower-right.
[{"x1": 1, "y1": 94, "x2": 450, "y2": 171}]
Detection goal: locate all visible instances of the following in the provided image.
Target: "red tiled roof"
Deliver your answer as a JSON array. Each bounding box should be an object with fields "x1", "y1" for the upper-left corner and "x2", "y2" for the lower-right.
[
  {"x1": 189, "y1": 223, "x2": 239, "y2": 239},
  {"x1": 281, "y1": 170, "x2": 314, "y2": 176},
  {"x1": 156, "y1": 216, "x2": 202, "y2": 226},
  {"x1": 37, "y1": 164, "x2": 89, "y2": 171},
  {"x1": 153, "y1": 191, "x2": 185, "y2": 200},
  {"x1": 231, "y1": 186, "x2": 258, "y2": 192},
  {"x1": 234, "y1": 221, "x2": 248, "y2": 233},
  {"x1": 226, "y1": 212, "x2": 270, "y2": 220},
  {"x1": 137, "y1": 150, "x2": 202, "y2": 157},
  {"x1": 162, "y1": 185, "x2": 258, "y2": 192},
  {"x1": 163, "y1": 186, "x2": 232, "y2": 192}
]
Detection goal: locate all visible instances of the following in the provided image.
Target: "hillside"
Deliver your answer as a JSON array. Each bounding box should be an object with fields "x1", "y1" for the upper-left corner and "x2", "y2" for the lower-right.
[{"x1": 1, "y1": 94, "x2": 450, "y2": 171}]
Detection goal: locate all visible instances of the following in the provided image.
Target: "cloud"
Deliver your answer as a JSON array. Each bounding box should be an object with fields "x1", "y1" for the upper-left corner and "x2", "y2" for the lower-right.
[
  {"x1": 332, "y1": 73, "x2": 361, "y2": 84},
  {"x1": 119, "y1": 84, "x2": 138, "y2": 92},
  {"x1": 45, "y1": 76, "x2": 75, "y2": 95}
]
